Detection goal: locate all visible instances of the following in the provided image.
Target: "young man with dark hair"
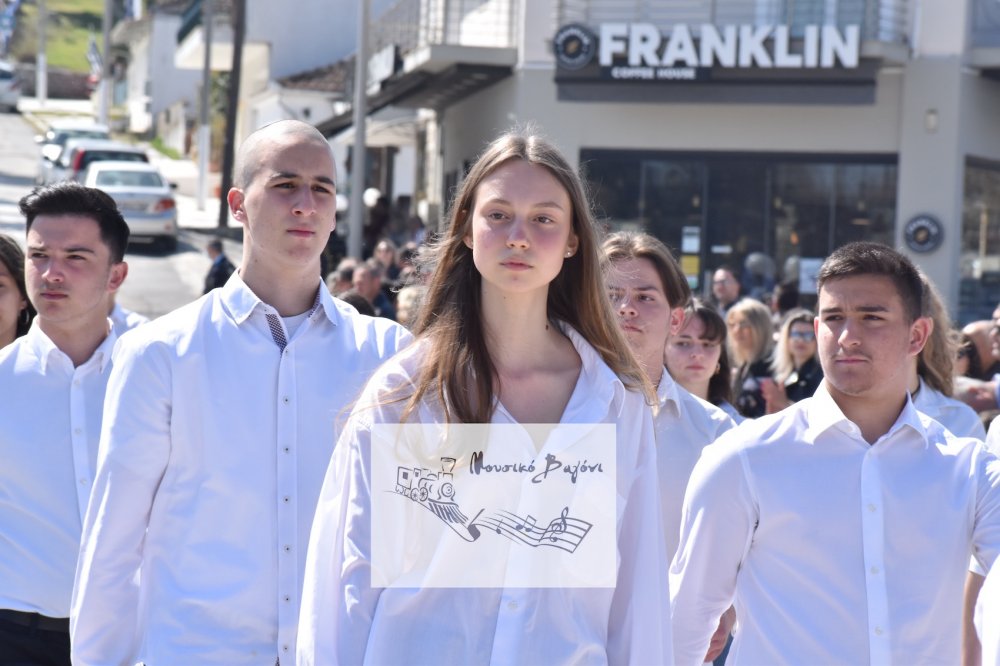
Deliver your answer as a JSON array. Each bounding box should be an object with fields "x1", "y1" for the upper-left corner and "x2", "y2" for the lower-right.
[
  {"x1": 671, "y1": 242, "x2": 1000, "y2": 665},
  {"x1": 0, "y1": 183, "x2": 129, "y2": 666},
  {"x1": 71, "y1": 120, "x2": 410, "y2": 665}
]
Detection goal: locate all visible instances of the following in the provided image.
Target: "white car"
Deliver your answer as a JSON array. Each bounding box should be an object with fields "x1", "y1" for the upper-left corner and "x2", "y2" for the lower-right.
[
  {"x1": 0, "y1": 61, "x2": 21, "y2": 112},
  {"x1": 83, "y1": 161, "x2": 178, "y2": 252},
  {"x1": 35, "y1": 120, "x2": 111, "y2": 184},
  {"x1": 47, "y1": 138, "x2": 149, "y2": 184}
]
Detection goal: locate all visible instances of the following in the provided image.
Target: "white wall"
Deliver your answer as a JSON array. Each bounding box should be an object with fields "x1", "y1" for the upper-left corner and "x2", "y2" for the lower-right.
[{"x1": 149, "y1": 14, "x2": 200, "y2": 120}]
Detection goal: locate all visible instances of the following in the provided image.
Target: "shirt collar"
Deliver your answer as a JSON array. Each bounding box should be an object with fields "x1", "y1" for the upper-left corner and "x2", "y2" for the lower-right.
[
  {"x1": 805, "y1": 381, "x2": 929, "y2": 448},
  {"x1": 24, "y1": 318, "x2": 117, "y2": 373},
  {"x1": 656, "y1": 367, "x2": 683, "y2": 419},
  {"x1": 220, "y1": 271, "x2": 331, "y2": 326},
  {"x1": 557, "y1": 322, "x2": 626, "y2": 418}
]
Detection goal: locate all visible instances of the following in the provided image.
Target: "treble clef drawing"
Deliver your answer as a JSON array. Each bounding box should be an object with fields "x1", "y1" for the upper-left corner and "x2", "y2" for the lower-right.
[{"x1": 547, "y1": 506, "x2": 569, "y2": 542}]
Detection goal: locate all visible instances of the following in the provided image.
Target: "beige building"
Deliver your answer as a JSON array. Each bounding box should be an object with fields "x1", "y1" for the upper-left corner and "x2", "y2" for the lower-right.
[{"x1": 330, "y1": 0, "x2": 1000, "y2": 322}]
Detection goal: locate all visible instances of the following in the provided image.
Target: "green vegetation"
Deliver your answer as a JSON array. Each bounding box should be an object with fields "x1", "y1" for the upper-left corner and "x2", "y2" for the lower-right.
[
  {"x1": 151, "y1": 136, "x2": 182, "y2": 160},
  {"x1": 9, "y1": 0, "x2": 105, "y2": 73}
]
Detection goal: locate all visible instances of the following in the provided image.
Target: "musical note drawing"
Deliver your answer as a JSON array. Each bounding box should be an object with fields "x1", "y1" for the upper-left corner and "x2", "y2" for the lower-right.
[
  {"x1": 473, "y1": 507, "x2": 592, "y2": 553},
  {"x1": 390, "y1": 460, "x2": 592, "y2": 552}
]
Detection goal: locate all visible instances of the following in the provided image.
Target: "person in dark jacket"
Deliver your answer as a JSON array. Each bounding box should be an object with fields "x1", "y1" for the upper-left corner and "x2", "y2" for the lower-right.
[
  {"x1": 761, "y1": 308, "x2": 824, "y2": 412},
  {"x1": 203, "y1": 238, "x2": 235, "y2": 294}
]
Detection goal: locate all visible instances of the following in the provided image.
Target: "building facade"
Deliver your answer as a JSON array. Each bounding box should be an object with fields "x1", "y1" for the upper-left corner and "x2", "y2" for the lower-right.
[{"x1": 351, "y1": 0, "x2": 1000, "y2": 322}]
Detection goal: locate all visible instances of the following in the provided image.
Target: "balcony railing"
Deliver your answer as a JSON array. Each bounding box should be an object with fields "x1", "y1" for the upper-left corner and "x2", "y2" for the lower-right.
[
  {"x1": 556, "y1": 0, "x2": 912, "y2": 45},
  {"x1": 971, "y1": 0, "x2": 1000, "y2": 48},
  {"x1": 370, "y1": 0, "x2": 518, "y2": 57}
]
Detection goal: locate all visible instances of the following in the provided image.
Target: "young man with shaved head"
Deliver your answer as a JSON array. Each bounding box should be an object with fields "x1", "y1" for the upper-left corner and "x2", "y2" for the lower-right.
[
  {"x1": 71, "y1": 121, "x2": 410, "y2": 665},
  {"x1": 671, "y1": 242, "x2": 1000, "y2": 665},
  {"x1": 0, "y1": 183, "x2": 129, "y2": 666}
]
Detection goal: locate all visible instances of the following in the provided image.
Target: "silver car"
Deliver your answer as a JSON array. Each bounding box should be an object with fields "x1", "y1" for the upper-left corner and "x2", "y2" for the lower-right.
[
  {"x1": 35, "y1": 120, "x2": 111, "y2": 184},
  {"x1": 47, "y1": 138, "x2": 149, "y2": 184},
  {"x1": 83, "y1": 161, "x2": 178, "y2": 253}
]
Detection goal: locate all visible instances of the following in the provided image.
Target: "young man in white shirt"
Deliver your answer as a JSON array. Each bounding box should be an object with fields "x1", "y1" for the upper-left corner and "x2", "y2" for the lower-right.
[
  {"x1": 671, "y1": 241, "x2": 1000, "y2": 665},
  {"x1": 603, "y1": 231, "x2": 736, "y2": 662},
  {"x1": 71, "y1": 120, "x2": 410, "y2": 666},
  {"x1": 0, "y1": 183, "x2": 129, "y2": 666}
]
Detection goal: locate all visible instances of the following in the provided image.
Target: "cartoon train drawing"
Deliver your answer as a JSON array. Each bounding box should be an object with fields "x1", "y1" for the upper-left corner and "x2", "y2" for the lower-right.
[{"x1": 394, "y1": 457, "x2": 481, "y2": 541}]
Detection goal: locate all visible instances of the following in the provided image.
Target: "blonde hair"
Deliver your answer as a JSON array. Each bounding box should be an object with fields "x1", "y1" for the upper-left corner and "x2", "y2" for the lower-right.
[
  {"x1": 726, "y1": 298, "x2": 774, "y2": 367},
  {"x1": 771, "y1": 308, "x2": 816, "y2": 382},
  {"x1": 399, "y1": 129, "x2": 652, "y2": 423}
]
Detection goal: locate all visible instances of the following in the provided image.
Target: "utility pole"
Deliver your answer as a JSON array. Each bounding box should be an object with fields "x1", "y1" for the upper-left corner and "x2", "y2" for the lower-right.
[
  {"x1": 36, "y1": 0, "x2": 46, "y2": 106},
  {"x1": 197, "y1": 0, "x2": 213, "y2": 211},
  {"x1": 98, "y1": 0, "x2": 112, "y2": 124},
  {"x1": 348, "y1": 0, "x2": 368, "y2": 260},
  {"x1": 216, "y1": 0, "x2": 245, "y2": 229}
]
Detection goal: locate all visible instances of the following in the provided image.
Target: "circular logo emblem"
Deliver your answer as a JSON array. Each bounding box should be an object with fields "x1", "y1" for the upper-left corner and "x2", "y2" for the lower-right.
[
  {"x1": 904, "y1": 214, "x2": 944, "y2": 253},
  {"x1": 554, "y1": 24, "x2": 597, "y2": 71}
]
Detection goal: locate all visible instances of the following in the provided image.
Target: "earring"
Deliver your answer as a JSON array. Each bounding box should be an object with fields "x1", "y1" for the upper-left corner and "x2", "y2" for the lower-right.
[{"x1": 565, "y1": 251, "x2": 573, "y2": 257}]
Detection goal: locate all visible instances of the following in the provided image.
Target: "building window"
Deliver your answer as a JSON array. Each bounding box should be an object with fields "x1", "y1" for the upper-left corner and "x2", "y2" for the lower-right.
[
  {"x1": 961, "y1": 158, "x2": 1000, "y2": 322},
  {"x1": 582, "y1": 149, "x2": 897, "y2": 300}
]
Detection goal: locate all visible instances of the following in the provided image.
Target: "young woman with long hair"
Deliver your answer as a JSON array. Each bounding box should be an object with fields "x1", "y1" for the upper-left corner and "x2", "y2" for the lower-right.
[
  {"x1": 665, "y1": 298, "x2": 741, "y2": 422},
  {"x1": 0, "y1": 233, "x2": 35, "y2": 348},
  {"x1": 298, "y1": 130, "x2": 671, "y2": 664},
  {"x1": 760, "y1": 308, "x2": 824, "y2": 413}
]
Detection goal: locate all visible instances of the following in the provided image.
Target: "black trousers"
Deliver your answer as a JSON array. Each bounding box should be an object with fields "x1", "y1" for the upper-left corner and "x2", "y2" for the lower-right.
[{"x1": 0, "y1": 612, "x2": 70, "y2": 666}]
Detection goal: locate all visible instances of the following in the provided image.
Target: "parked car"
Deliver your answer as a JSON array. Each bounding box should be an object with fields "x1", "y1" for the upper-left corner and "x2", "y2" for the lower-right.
[
  {"x1": 46, "y1": 139, "x2": 149, "y2": 184},
  {"x1": 82, "y1": 161, "x2": 178, "y2": 252},
  {"x1": 0, "y1": 61, "x2": 21, "y2": 112},
  {"x1": 35, "y1": 120, "x2": 111, "y2": 184}
]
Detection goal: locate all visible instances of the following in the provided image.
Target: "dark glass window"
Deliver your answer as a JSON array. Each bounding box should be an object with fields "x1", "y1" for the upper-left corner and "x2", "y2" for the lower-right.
[
  {"x1": 960, "y1": 160, "x2": 1000, "y2": 323},
  {"x1": 581, "y1": 149, "x2": 897, "y2": 300}
]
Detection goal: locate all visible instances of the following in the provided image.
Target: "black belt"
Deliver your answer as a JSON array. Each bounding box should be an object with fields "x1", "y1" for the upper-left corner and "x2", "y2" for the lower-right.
[{"x1": 0, "y1": 609, "x2": 69, "y2": 633}]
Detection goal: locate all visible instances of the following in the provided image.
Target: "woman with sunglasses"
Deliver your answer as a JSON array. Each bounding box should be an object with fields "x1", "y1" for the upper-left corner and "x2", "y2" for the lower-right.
[{"x1": 760, "y1": 308, "x2": 823, "y2": 413}]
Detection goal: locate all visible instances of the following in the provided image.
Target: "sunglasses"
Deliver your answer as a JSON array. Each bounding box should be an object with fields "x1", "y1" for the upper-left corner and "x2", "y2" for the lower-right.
[{"x1": 789, "y1": 330, "x2": 816, "y2": 341}]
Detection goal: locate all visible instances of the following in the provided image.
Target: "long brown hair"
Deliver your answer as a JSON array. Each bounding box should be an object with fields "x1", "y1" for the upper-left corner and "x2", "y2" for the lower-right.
[
  {"x1": 917, "y1": 272, "x2": 958, "y2": 396},
  {"x1": 403, "y1": 129, "x2": 652, "y2": 423}
]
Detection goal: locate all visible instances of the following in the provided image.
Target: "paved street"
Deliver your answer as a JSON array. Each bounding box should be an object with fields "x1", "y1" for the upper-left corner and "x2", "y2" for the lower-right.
[{"x1": 0, "y1": 107, "x2": 242, "y2": 320}]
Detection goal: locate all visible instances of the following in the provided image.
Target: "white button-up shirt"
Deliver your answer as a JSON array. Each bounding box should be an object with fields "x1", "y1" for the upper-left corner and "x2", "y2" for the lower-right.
[
  {"x1": 912, "y1": 377, "x2": 986, "y2": 440},
  {"x1": 654, "y1": 368, "x2": 734, "y2": 558},
  {"x1": 109, "y1": 301, "x2": 149, "y2": 334},
  {"x1": 298, "y1": 326, "x2": 672, "y2": 665},
  {"x1": 71, "y1": 273, "x2": 410, "y2": 666},
  {"x1": 988, "y1": 415, "x2": 1000, "y2": 455},
  {"x1": 670, "y1": 382, "x2": 1000, "y2": 665},
  {"x1": 0, "y1": 322, "x2": 116, "y2": 618}
]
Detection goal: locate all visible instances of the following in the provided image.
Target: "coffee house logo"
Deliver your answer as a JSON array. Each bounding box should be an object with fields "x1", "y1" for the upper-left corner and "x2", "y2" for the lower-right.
[
  {"x1": 554, "y1": 23, "x2": 597, "y2": 70},
  {"x1": 555, "y1": 22, "x2": 861, "y2": 81}
]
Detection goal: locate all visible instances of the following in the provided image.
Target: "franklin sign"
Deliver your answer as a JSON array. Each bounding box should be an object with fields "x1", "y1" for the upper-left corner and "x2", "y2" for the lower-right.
[{"x1": 597, "y1": 23, "x2": 860, "y2": 70}]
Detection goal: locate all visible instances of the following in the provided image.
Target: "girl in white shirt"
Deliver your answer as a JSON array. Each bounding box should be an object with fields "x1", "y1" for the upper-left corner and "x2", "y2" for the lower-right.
[{"x1": 298, "y1": 130, "x2": 672, "y2": 665}]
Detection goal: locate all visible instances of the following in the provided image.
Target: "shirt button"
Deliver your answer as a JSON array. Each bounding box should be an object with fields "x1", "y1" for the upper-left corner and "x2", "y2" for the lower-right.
[
  {"x1": 870, "y1": 566, "x2": 880, "y2": 575},
  {"x1": 867, "y1": 504, "x2": 877, "y2": 512},
  {"x1": 283, "y1": 496, "x2": 290, "y2": 503},
  {"x1": 284, "y1": 545, "x2": 291, "y2": 553},
  {"x1": 282, "y1": 396, "x2": 290, "y2": 404},
  {"x1": 507, "y1": 601, "x2": 518, "y2": 610},
  {"x1": 284, "y1": 595, "x2": 291, "y2": 603},
  {"x1": 78, "y1": 477, "x2": 87, "y2": 485},
  {"x1": 74, "y1": 428, "x2": 82, "y2": 435},
  {"x1": 73, "y1": 379, "x2": 81, "y2": 386},
  {"x1": 874, "y1": 626, "x2": 883, "y2": 636},
  {"x1": 283, "y1": 447, "x2": 291, "y2": 454},
  {"x1": 283, "y1": 645, "x2": 289, "y2": 652}
]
